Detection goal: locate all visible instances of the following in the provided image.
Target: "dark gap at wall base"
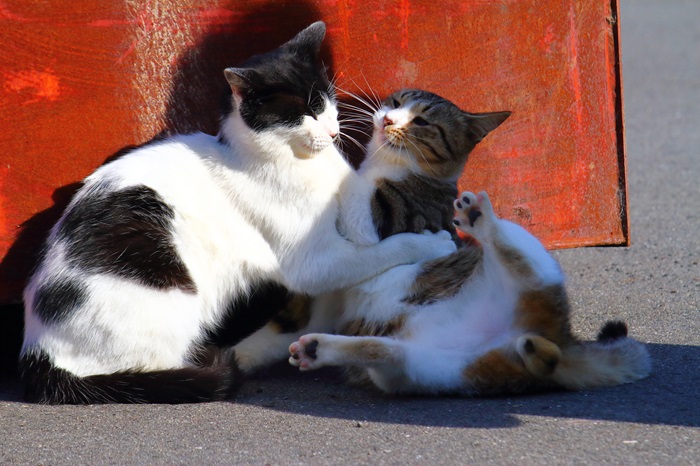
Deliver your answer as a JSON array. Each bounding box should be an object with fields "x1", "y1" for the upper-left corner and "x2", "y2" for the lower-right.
[{"x1": 0, "y1": 304, "x2": 23, "y2": 377}]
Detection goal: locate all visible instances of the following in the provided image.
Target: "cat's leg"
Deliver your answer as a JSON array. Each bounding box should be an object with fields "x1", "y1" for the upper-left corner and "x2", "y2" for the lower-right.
[
  {"x1": 454, "y1": 192, "x2": 572, "y2": 385},
  {"x1": 282, "y1": 219, "x2": 456, "y2": 295},
  {"x1": 233, "y1": 293, "x2": 342, "y2": 374},
  {"x1": 452, "y1": 191, "x2": 563, "y2": 287},
  {"x1": 289, "y1": 334, "x2": 401, "y2": 371},
  {"x1": 337, "y1": 174, "x2": 381, "y2": 246},
  {"x1": 289, "y1": 334, "x2": 468, "y2": 394},
  {"x1": 289, "y1": 334, "x2": 410, "y2": 393}
]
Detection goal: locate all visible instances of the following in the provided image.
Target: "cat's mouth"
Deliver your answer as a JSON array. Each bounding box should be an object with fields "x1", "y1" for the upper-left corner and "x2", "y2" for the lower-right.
[
  {"x1": 297, "y1": 136, "x2": 334, "y2": 158},
  {"x1": 372, "y1": 122, "x2": 408, "y2": 151},
  {"x1": 384, "y1": 128, "x2": 407, "y2": 148}
]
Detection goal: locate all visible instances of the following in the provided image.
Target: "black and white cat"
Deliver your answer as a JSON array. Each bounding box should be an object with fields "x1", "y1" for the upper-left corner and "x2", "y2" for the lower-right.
[{"x1": 19, "y1": 22, "x2": 455, "y2": 404}]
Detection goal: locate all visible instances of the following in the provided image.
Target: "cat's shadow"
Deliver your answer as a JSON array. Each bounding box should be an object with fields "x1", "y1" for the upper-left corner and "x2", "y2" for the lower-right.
[
  {"x1": 0, "y1": 343, "x2": 695, "y2": 429},
  {"x1": 230, "y1": 343, "x2": 698, "y2": 429}
]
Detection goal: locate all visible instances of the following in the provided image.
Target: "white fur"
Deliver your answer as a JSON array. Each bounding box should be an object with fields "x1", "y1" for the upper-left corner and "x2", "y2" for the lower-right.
[{"x1": 22, "y1": 99, "x2": 456, "y2": 378}]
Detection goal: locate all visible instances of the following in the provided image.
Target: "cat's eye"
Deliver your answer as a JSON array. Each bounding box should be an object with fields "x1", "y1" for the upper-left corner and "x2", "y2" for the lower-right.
[
  {"x1": 391, "y1": 98, "x2": 401, "y2": 108},
  {"x1": 412, "y1": 116, "x2": 430, "y2": 126}
]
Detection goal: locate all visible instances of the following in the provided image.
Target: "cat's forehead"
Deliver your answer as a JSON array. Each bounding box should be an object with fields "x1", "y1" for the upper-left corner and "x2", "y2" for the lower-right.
[{"x1": 388, "y1": 90, "x2": 451, "y2": 112}]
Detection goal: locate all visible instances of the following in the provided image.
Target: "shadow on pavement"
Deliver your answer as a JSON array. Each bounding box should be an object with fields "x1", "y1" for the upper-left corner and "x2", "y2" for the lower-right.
[
  {"x1": 1, "y1": 342, "x2": 696, "y2": 429},
  {"x1": 231, "y1": 342, "x2": 699, "y2": 429}
]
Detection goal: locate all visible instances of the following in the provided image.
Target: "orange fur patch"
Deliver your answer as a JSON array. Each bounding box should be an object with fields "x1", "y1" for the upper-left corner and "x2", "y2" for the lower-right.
[
  {"x1": 463, "y1": 348, "x2": 555, "y2": 395},
  {"x1": 514, "y1": 285, "x2": 574, "y2": 345}
]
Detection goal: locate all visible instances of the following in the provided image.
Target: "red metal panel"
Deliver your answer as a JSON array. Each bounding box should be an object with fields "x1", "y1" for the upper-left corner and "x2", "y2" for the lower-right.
[{"x1": 0, "y1": 0, "x2": 627, "y2": 303}]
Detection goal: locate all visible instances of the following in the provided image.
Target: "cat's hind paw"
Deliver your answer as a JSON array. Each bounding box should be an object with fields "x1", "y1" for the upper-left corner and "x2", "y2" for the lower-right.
[
  {"x1": 289, "y1": 334, "x2": 326, "y2": 371},
  {"x1": 516, "y1": 334, "x2": 562, "y2": 377},
  {"x1": 452, "y1": 191, "x2": 497, "y2": 239}
]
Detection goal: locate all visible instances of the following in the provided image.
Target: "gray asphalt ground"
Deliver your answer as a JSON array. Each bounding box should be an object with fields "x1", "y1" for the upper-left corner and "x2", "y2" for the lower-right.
[{"x1": 1, "y1": 0, "x2": 698, "y2": 464}]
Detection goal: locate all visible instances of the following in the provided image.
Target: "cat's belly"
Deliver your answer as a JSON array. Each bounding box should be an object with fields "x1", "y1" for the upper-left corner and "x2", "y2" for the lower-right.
[{"x1": 407, "y1": 286, "x2": 519, "y2": 353}]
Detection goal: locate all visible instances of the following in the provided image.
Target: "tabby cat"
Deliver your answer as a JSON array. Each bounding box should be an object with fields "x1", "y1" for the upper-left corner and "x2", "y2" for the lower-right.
[
  {"x1": 290, "y1": 190, "x2": 651, "y2": 395},
  {"x1": 18, "y1": 23, "x2": 455, "y2": 404},
  {"x1": 236, "y1": 89, "x2": 650, "y2": 395}
]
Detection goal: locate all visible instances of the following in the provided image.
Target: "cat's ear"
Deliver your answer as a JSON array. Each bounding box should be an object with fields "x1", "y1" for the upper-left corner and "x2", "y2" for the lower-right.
[
  {"x1": 224, "y1": 68, "x2": 256, "y2": 99},
  {"x1": 285, "y1": 21, "x2": 326, "y2": 61},
  {"x1": 464, "y1": 111, "x2": 511, "y2": 144}
]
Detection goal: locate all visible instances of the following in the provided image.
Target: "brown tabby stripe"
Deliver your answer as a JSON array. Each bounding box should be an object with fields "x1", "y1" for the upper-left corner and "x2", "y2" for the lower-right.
[
  {"x1": 339, "y1": 314, "x2": 407, "y2": 337},
  {"x1": 371, "y1": 174, "x2": 459, "y2": 242},
  {"x1": 514, "y1": 285, "x2": 574, "y2": 345},
  {"x1": 416, "y1": 138, "x2": 450, "y2": 162},
  {"x1": 434, "y1": 124, "x2": 456, "y2": 158},
  {"x1": 491, "y1": 237, "x2": 539, "y2": 281},
  {"x1": 268, "y1": 294, "x2": 313, "y2": 334},
  {"x1": 404, "y1": 246, "x2": 483, "y2": 305}
]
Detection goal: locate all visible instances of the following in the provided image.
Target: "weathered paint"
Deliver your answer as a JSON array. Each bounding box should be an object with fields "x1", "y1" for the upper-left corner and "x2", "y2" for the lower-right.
[{"x1": 0, "y1": 0, "x2": 627, "y2": 303}]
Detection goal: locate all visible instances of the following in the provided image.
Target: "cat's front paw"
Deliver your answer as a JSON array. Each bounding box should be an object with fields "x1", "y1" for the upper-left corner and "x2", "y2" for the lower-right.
[
  {"x1": 289, "y1": 334, "x2": 326, "y2": 371},
  {"x1": 452, "y1": 191, "x2": 497, "y2": 239},
  {"x1": 413, "y1": 230, "x2": 457, "y2": 261},
  {"x1": 422, "y1": 229, "x2": 453, "y2": 241}
]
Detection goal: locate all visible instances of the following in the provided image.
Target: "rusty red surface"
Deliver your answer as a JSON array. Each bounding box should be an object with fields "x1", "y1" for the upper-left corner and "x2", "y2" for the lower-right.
[{"x1": 0, "y1": 0, "x2": 627, "y2": 303}]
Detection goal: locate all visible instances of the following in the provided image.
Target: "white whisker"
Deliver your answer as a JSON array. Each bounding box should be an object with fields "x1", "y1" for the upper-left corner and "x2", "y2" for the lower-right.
[
  {"x1": 339, "y1": 131, "x2": 369, "y2": 153},
  {"x1": 335, "y1": 85, "x2": 380, "y2": 114}
]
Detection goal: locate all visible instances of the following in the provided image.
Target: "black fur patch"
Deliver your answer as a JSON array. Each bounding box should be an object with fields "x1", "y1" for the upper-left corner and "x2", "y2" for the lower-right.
[
  {"x1": 33, "y1": 278, "x2": 87, "y2": 325},
  {"x1": 59, "y1": 185, "x2": 197, "y2": 293},
  {"x1": 205, "y1": 281, "x2": 293, "y2": 347},
  {"x1": 269, "y1": 294, "x2": 313, "y2": 333},
  {"x1": 239, "y1": 88, "x2": 330, "y2": 132},
  {"x1": 19, "y1": 349, "x2": 241, "y2": 404},
  {"x1": 226, "y1": 24, "x2": 333, "y2": 133},
  {"x1": 597, "y1": 320, "x2": 628, "y2": 342}
]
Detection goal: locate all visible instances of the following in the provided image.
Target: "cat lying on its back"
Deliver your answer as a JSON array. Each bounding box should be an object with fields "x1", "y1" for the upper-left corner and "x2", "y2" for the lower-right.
[
  {"x1": 291, "y1": 189, "x2": 651, "y2": 395},
  {"x1": 288, "y1": 91, "x2": 651, "y2": 395},
  {"x1": 19, "y1": 23, "x2": 455, "y2": 404},
  {"x1": 235, "y1": 89, "x2": 650, "y2": 395}
]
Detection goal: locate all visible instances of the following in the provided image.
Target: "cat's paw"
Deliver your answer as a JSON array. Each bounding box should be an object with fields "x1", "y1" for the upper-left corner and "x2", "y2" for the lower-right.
[
  {"x1": 516, "y1": 334, "x2": 562, "y2": 377},
  {"x1": 413, "y1": 230, "x2": 457, "y2": 260},
  {"x1": 289, "y1": 334, "x2": 329, "y2": 371},
  {"x1": 452, "y1": 191, "x2": 497, "y2": 239},
  {"x1": 422, "y1": 229, "x2": 453, "y2": 241}
]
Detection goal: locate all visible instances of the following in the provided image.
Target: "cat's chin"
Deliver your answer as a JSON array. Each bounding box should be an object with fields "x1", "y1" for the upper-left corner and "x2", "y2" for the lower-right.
[{"x1": 293, "y1": 140, "x2": 333, "y2": 159}]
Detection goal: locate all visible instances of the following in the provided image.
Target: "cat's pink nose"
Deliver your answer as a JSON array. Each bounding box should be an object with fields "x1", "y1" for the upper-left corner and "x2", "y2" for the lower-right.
[
  {"x1": 383, "y1": 115, "x2": 395, "y2": 127},
  {"x1": 322, "y1": 120, "x2": 339, "y2": 138}
]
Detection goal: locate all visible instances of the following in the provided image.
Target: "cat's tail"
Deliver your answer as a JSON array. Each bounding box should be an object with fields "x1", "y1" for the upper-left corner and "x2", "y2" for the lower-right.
[
  {"x1": 19, "y1": 348, "x2": 242, "y2": 404},
  {"x1": 550, "y1": 321, "x2": 651, "y2": 390}
]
